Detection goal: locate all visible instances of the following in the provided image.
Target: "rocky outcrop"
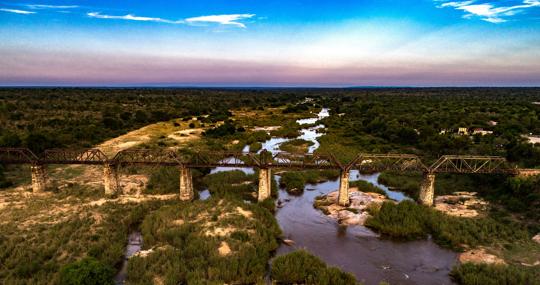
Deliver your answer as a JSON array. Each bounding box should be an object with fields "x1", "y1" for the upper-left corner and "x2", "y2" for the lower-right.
[
  {"x1": 314, "y1": 187, "x2": 388, "y2": 226},
  {"x1": 533, "y1": 234, "x2": 540, "y2": 244},
  {"x1": 434, "y1": 192, "x2": 488, "y2": 218},
  {"x1": 459, "y1": 248, "x2": 505, "y2": 265}
]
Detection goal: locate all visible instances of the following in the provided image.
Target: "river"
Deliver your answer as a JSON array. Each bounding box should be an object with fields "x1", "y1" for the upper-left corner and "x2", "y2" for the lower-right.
[{"x1": 213, "y1": 108, "x2": 457, "y2": 285}]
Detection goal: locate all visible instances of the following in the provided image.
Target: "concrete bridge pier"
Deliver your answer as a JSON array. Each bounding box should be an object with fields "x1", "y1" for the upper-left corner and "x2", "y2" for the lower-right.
[
  {"x1": 258, "y1": 168, "x2": 272, "y2": 202},
  {"x1": 338, "y1": 170, "x2": 350, "y2": 206},
  {"x1": 31, "y1": 164, "x2": 49, "y2": 193},
  {"x1": 418, "y1": 173, "x2": 436, "y2": 206},
  {"x1": 179, "y1": 166, "x2": 194, "y2": 201},
  {"x1": 103, "y1": 163, "x2": 120, "y2": 196}
]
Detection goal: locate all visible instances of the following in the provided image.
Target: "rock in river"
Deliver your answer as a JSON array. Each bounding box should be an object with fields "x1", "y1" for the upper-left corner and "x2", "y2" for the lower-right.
[{"x1": 314, "y1": 187, "x2": 389, "y2": 226}]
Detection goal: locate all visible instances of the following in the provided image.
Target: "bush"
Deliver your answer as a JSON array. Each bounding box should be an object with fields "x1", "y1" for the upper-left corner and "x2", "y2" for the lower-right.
[
  {"x1": 365, "y1": 201, "x2": 533, "y2": 250},
  {"x1": 280, "y1": 170, "x2": 339, "y2": 195},
  {"x1": 271, "y1": 250, "x2": 358, "y2": 285},
  {"x1": 203, "y1": 170, "x2": 257, "y2": 201},
  {"x1": 279, "y1": 172, "x2": 305, "y2": 194},
  {"x1": 58, "y1": 257, "x2": 114, "y2": 285},
  {"x1": 350, "y1": 180, "x2": 387, "y2": 197},
  {"x1": 450, "y1": 263, "x2": 540, "y2": 285},
  {"x1": 377, "y1": 172, "x2": 421, "y2": 198},
  {"x1": 128, "y1": 198, "x2": 281, "y2": 284}
]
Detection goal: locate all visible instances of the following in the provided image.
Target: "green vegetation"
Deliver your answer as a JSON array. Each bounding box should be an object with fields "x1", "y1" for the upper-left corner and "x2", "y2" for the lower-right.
[
  {"x1": 202, "y1": 170, "x2": 261, "y2": 201},
  {"x1": 450, "y1": 263, "x2": 540, "y2": 285},
  {"x1": 0, "y1": 187, "x2": 172, "y2": 284},
  {"x1": 377, "y1": 171, "x2": 421, "y2": 198},
  {"x1": 146, "y1": 167, "x2": 206, "y2": 195},
  {"x1": 279, "y1": 139, "x2": 314, "y2": 153},
  {"x1": 349, "y1": 180, "x2": 387, "y2": 197},
  {"x1": 319, "y1": 88, "x2": 540, "y2": 167},
  {"x1": 126, "y1": 198, "x2": 281, "y2": 284},
  {"x1": 279, "y1": 170, "x2": 340, "y2": 194},
  {"x1": 59, "y1": 257, "x2": 115, "y2": 285},
  {"x1": 365, "y1": 201, "x2": 536, "y2": 251},
  {"x1": 271, "y1": 250, "x2": 359, "y2": 285}
]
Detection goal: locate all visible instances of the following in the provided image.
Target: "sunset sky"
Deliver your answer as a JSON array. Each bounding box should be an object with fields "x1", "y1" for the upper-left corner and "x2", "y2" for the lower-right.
[{"x1": 1, "y1": 0, "x2": 540, "y2": 86}]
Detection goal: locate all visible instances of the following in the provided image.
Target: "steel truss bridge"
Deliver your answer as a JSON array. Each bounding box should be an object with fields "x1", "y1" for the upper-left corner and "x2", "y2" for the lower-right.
[{"x1": 0, "y1": 147, "x2": 532, "y2": 175}]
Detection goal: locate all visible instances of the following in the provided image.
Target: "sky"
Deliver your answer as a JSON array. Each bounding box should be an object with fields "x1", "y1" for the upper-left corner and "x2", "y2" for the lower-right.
[{"x1": 1, "y1": 0, "x2": 540, "y2": 87}]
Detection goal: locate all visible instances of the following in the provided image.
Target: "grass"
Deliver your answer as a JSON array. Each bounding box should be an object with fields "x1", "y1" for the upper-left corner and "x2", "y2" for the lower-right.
[
  {"x1": 450, "y1": 263, "x2": 540, "y2": 285},
  {"x1": 271, "y1": 250, "x2": 360, "y2": 285},
  {"x1": 377, "y1": 171, "x2": 421, "y2": 198},
  {"x1": 349, "y1": 180, "x2": 387, "y2": 197},
  {"x1": 279, "y1": 139, "x2": 314, "y2": 153},
  {"x1": 126, "y1": 198, "x2": 281, "y2": 284},
  {"x1": 0, "y1": 186, "x2": 173, "y2": 284},
  {"x1": 279, "y1": 170, "x2": 340, "y2": 194},
  {"x1": 365, "y1": 201, "x2": 538, "y2": 252}
]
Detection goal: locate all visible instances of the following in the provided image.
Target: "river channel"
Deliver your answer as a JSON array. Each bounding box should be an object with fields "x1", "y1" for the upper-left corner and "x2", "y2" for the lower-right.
[{"x1": 214, "y1": 108, "x2": 457, "y2": 285}]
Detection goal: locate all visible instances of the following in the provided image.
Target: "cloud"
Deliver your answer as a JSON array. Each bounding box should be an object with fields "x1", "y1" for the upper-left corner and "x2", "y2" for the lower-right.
[
  {"x1": 87, "y1": 12, "x2": 184, "y2": 24},
  {"x1": 0, "y1": 8, "x2": 35, "y2": 14},
  {"x1": 87, "y1": 12, "x2": 256, "y2": 28},
  {"x1": 185, "y1": 14, "x2": 255, "y2": 28},
  {"x1": 26, "y1": 4, "x2": 79, "y2": 9},
  {"x1": 437, "y1": 0, "x2": 540, "y2": 23}
]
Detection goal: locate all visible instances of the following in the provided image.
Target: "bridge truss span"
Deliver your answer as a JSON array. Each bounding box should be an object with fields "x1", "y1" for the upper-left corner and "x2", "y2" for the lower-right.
[
  {"x1": 429, "y1": 155, "x2": 517, "y2": 174},
  {"x1": 346, "y1": 153, "x2": 428, "y2": 173}
]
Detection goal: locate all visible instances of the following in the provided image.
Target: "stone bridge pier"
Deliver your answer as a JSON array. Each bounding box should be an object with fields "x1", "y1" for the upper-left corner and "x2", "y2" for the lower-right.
[
  {"x1": 258, "y1": 168, "x2": 272, "y2": 201},
  {"x1": 418, "y1": 173, "x2": 436, "y2": 206},
  {"x1": 179, "y1": 166, "x2": 194, "y2": 201},
  {"x1": 103, "y1": 163, "x2": 120, "y2": 196},
  {"x1": 31, "y1": 164, "x2": 49, "y2": 193},
  {"x1": 337, "y1": 170, "x2": 350, "y2": 206}
]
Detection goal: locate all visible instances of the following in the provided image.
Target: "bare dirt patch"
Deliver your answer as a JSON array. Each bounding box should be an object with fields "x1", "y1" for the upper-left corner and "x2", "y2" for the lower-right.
[
  {"x1": 218, "y1": 241, "x2": 232, "y2": 256},
  {"x1": 434, "y1": 192, "x2": 488, "y2": 218},
  {"x1": 459, "y1": 248, "x2": 506, "y2": 265}
]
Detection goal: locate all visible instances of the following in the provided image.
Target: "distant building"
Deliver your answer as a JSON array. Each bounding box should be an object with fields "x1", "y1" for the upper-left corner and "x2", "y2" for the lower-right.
[
  {"x1": 472, "y1": 128, "x2": 493, "y2": 136},
  {"x1": 458, "y1": 127, "x2": 468, "y2": 135},
  {"x1": 488, "y1": 120, "x2": 498, "y2": 126},
  {"x1": 439, "y1": 129, "x2": 450, "y2": 134}
]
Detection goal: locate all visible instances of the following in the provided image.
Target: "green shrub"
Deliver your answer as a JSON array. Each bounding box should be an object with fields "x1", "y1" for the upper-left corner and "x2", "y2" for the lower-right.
[
  {"x1": 128, "y1": 198, "x2": 281, "y2": 284},
  {"x1": 58, "y1": 257, "x2": 114, "y2": 285},
  {"x1": 366, "y1": 201, "x2": 533, "y2": 250},
  {"x1": 350, "y1": 180, "x2": 387, "y2": 197},
  {"x1": 450, "y1": 263, "x2": 540, "y2": 285},
  {"x1": 377, "y1": 172, "x2": 421, "y2": 198},
  {"x1": 249, "y1": 142, "x2": 262, "y2": 152},
  {"x1": 271, "y1": 250, "x2": 358, "y2": 285},
  {"x1": 279, "y1": 172, "x2": 305, "y2": 194},
  {"x1": 203, "y1": 170, "x2": 257, "y2": 201},
  {"x1": 280, "y1": 170, "x2": 339, "y2": 195}
]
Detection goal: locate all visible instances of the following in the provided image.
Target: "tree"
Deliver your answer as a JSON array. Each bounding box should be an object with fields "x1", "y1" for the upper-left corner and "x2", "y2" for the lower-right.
[{"x1": 58, "y1": 257, "x2": 114, "y2": 285}]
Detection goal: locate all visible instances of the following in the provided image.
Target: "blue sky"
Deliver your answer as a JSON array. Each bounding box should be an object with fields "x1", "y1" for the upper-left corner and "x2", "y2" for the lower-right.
[{"x1": 1, "y1": 0, "x2": 540, "y2": 86}]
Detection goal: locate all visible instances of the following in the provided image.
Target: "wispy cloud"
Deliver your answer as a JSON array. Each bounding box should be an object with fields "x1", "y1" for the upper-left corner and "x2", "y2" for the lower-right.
[
  {"x1": 87, "y1": 12, "x2": 183, "y2": 24},
  {"x1": 437, "y1": 0, "x2": 540, "y2": 23},
  {"x1": 26, "y1": 4, "x2": 79, "y2": 9},
  {"x1": 0, "y1": 8, "x2": 35, "y2": 14},
  {"x1": 87, "y1": 12, "x2": 256, "y2": 28},
  {"x1": 185, "y1": 14, "x2": 255, "y2": 28}
]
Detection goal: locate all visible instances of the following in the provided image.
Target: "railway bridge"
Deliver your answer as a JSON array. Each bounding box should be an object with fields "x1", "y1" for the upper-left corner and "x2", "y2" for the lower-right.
[{"x1": 1, "y1": 148, "x2": 539, "y2": 206}]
